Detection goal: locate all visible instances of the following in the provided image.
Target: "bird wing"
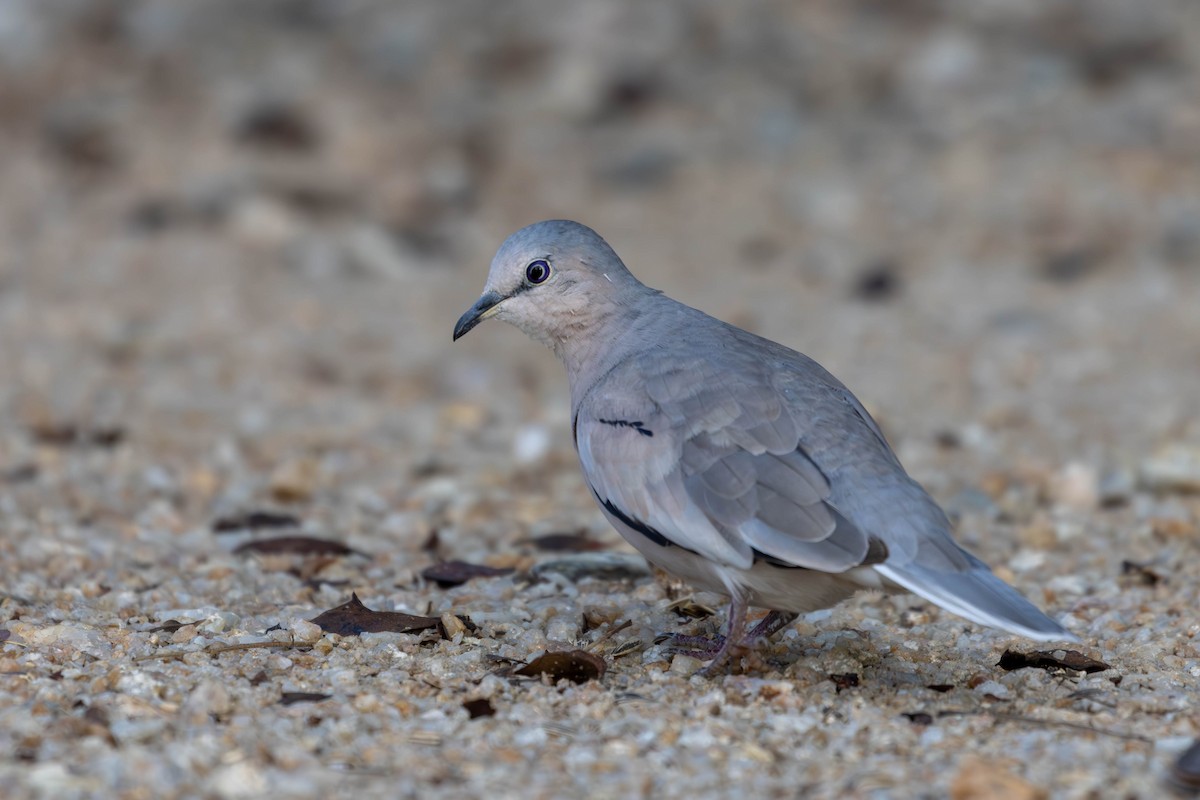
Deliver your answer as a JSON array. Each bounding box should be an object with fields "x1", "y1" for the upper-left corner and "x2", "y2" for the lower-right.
[
  {"x1": 576, "y1": 342, "x2": 887, "y2": 573},
  {"x1": 575, "y1": 317, "x2": 1075, "y2": 641}
]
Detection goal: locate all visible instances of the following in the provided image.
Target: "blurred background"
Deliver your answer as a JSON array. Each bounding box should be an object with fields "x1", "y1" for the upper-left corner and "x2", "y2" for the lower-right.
[{"x1": 1, "y1": 0, "x2": 1199, "y2": 541}]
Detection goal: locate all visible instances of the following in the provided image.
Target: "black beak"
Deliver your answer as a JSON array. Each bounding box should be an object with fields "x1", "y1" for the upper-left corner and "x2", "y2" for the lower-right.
[{"x1": 452, "y1": 291, "x2": 504, "y2": 341}]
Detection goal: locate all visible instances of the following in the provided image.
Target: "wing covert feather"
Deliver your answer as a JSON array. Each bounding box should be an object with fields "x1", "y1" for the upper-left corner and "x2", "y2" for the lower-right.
[{"x1": 578, "y1": 339, "x2": 923, "y2": 575}]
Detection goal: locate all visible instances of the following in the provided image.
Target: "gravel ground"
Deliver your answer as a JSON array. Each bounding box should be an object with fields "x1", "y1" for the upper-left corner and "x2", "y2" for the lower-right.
[{"x1": 2, "y1": 2, "x2": 1199, "y2": 798}]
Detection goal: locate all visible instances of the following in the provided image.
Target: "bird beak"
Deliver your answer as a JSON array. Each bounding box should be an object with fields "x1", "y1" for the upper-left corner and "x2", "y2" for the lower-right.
[{"x1": 452, "y1": 290, "x2": 504, "y2": 341}]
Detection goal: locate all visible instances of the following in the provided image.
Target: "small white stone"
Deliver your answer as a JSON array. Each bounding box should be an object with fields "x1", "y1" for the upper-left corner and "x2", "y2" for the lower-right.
[
  {"x1": 513, "y1": 424, "x2": 552, "y2": 464},
  {"x1": 288, "y1": 619, "x2": 323, "y2": 643},
  {"x1": 440, "y1": 612, "x2": 466, "y2": 639},
  {"x1": 199, "y1": 611, "x2": 241, "y2": 634},
  {"x1": 972, "y1": 680, "x2": 1010, "y2": 699},
  {"x1": 1010, "y1": 549, "x2": 1046, "y2": 572},
  {"x1": 1050, "y1": 462, "x2": 1099, "y2": 511},
  {"x1": 1140, "y1": 444, "x2": 1200, "y2": 493},
  {"x1": 211, "y1": 761, "x2": 267, "y2": 799},
  {"x1": 669, "y1": 655, "x2": 703, "y2": 676}
]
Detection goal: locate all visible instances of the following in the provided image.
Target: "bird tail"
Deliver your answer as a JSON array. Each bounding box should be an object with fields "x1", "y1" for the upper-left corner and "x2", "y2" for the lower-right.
[{"x1": 875, "y1": 551, "x2": 1080, "y2": 643}]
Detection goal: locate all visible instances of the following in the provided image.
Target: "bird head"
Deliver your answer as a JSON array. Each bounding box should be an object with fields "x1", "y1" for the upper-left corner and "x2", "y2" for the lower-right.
[{"x1": 452, "y1": 220, "x2": 641, "y2": 351}]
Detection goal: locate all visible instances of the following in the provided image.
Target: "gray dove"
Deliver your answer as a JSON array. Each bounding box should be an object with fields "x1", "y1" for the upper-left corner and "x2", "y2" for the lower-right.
[{"x1": 454, "y1": 219, "x2": 1079, "y2": 674}]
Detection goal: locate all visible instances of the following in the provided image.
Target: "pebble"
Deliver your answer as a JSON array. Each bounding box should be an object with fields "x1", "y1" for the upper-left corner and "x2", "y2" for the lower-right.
[
  {"x1": 211, "y1": 762, "x2": 268, "y2": 800},
  {"x1": 1139, "y1": 444, "x2": 1200, "y2": 494},
  {"x1": 269, "y1": 458, "x2": 320, "y2": 503},
  {"x1": 949, "y1": 756, "x2": 1046, "y2": 800},
  {"x1": 230, "y1": 196, "x2": 301, "y2": 249},
  {"x1": 972, "y1": 680, "x2": 1011, "y2": 700},
  {"x1": 512, "y1": 424, "x2": 552, "y2": 464},
  {"x1": 669, "y1": 655, "x2": 704, "y2": 676},
  {"x1": 1097, "y1": 466, "x2": 1136, "y2": 506},
  {"x1": 1049, "y1": 462, "x2": 1099, "y2": 511},
  {"x1": 288, "y1": 619, "x2": 323, "y2": 643},
  {"x1": 183, "y1": 679, "x2": 233, "y2": 723},
  {"x1": 440, "y1": 612, "x2": 467, "y2": 639},
  {"x1": 199, "y1": 611, "x2": 241, "y2": 634}
]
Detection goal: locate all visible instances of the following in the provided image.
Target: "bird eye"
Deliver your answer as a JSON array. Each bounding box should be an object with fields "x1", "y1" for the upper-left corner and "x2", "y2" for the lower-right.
[{"x1": 525, "y1": 259, "x2": 551, "y2": 284}]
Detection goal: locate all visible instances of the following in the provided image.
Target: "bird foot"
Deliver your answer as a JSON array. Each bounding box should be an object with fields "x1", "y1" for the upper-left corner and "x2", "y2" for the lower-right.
[
  {"x1": 656, "y1": 610, "x2": 800, "y2": 676},
  {"x1": 655, "y1": 632, "x2": 728, "y2": 661}
]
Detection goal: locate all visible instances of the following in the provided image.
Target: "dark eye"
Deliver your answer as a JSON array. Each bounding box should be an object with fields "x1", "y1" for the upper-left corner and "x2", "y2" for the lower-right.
[{"x1": 525, "y1": 259, "x2": 551, "y2": 284}]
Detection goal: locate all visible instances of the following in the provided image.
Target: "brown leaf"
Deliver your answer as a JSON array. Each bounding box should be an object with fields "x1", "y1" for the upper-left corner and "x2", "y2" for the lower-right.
[
  {"x1": 279, "y1": 691, "x2": 331, "y2": 706},
  {"x1": 853, "y1": 258, "x2": 902, "y2": 302},
  {"x1": 997, "y1": 649, "x2": 1111, "y2": 674},
  {"x1": 666, "y1": 597, "x2": 716, "y2": 620},
  {"x1": 234, "y1": 536, "x2": 359, "y2": 557},
  {"x1": 30, "y1": 423, "x2": 124, "y2": 448},
  {"x1": 310, "y1": 593, "x2": 441, "y2": 637},
  {"x1": 829, "y1": 673, "x2": 860, "y2": 693},
  {"x1": 234, "y1": 100, "x2": 320, "y2": 152},
  {"x1": 2, "y1": 464, "x2": 38, "y2": 483},
  {"x1": 513, "y1": 650, "x2": 607, "y2": 684},
  {"x1": 524, "y1": 532, "x2": 609, "y2": 552},
  {"x1": 212, "y1": 511, "x2": 301, "y2": 532},
  {"x1": 1119, "y1": 560, "x2": 1164, "y2": 586},
  {"x1": 926, "y1": 683, "x2": 956, "y2": 693},
  {"x1": 462, "y1": 698, "x2": 496, "y2": 719},
  {"x1": 421, "y1": 560, "x2": 513, "y2": 588},
  {"x1": 147, "y1": 620, "x2": 186, "y2": 633}
]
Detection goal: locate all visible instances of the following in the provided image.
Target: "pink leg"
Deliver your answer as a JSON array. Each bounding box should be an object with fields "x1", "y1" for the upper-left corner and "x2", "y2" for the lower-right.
[
  {"x1": 659, "y1": 605, "x2": 800, "y2": 676},
  {"x1": 696, "y1": 591, "x2": 750, "y2": 677},
  {"x1": 748, "y1": 610, "x2": 799, "y2": 641}
]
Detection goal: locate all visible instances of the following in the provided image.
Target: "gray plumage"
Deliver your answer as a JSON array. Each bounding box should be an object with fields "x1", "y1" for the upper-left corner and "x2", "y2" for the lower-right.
[{"x1": 454, "y1": 219, "x2": 1078, "y2": 673}]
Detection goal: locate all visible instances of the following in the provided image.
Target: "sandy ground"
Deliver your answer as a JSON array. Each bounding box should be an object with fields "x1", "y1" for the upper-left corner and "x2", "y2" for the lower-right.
[{"x1": 2, "y1": 2, "x2": 1199, "y2": 798}]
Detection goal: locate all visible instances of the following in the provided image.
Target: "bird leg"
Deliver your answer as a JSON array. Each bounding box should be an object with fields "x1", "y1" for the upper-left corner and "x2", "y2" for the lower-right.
[
  {"x1": 747, "y1": 609, "x2": 800, "y2": 640},
  {"x1": 659, "y1": 594, "x2": 800, "y2": 676},
  {"x1": 695, "y1": 591, "x2": 750, "y2": 677}
]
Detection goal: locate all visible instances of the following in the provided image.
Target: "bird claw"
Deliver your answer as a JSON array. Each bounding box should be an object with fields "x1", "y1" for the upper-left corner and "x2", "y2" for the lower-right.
[
  {"x1": 654, "y1": 632, "x2": 727, "y2": 660},
  {"x1": 657, "y1": 609, "x2": 800, "y2": 675}
]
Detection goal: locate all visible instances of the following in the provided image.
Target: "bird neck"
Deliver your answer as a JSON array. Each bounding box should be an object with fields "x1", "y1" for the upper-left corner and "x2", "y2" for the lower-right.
[
  {"x1": 552, "y1": 297, "x2": 641, "y2": 377},
  {"x1": 556, "y1": 288, "x2": 671, "y2": 409}
]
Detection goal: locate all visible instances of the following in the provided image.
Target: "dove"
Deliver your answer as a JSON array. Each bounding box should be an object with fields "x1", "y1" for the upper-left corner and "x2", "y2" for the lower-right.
[{"x1": 453, "y1": 219, "x2": 1079, "y2": 674}]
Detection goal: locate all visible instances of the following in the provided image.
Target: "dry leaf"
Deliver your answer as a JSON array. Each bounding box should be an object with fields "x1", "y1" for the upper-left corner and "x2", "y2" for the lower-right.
[
  {"x1": 2, "y1": 464, "x2": 38, "y2": 483},
  {"x1": 1119, "y1": 560, "x2": 1164, "y2": 586},
  {"x1": 829, "y1": 673, "x2": 860, "y2": 693},
  {"x1": 997, "y1": 649, "x2": 1111, "y2": 674},
  {"x1": 30, "y1": 423, "x2": 124, "y2": 448},
  {"x1": 666, "y1": 597, "x2": 717, "y2": 619},
  {"x1": 513, "y1": 650, "x2": 607, "y2": 684},
  {"x1": 212, "y1": 511, "x2": 301, "y2": 532},
  {"x1": 421, "y1": 560, "x2": 513, "y2": 588},
  {"x1": 234, "y1": 536, "x2": 360, "y2": 557},
  {"x1": 279, "y1": 691, "x2": 331, "y2": 706},
  {"x1": 524, "y1": 532, "x2": 608, "y2": 552},
  {"x1": 310, "y1": 593, "x2": 441, "y2": 637}
]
